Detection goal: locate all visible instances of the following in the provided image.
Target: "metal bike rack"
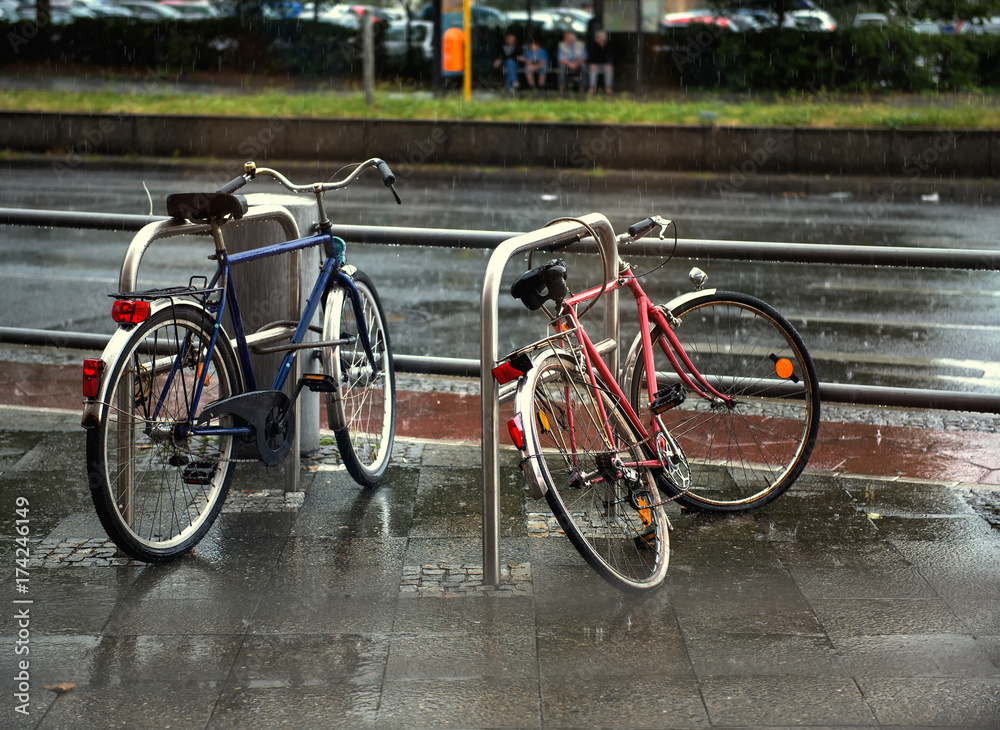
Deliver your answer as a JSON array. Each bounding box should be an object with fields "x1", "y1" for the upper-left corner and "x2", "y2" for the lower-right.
[
  {"x1": 115, "y1": 205, "x2": 304, "y2": 495},
  {"x1": 479, "y1": 213, "x2": 618, "y2": 589}
]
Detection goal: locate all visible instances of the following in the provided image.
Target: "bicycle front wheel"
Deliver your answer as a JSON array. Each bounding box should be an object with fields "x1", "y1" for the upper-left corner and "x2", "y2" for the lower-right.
[
  {"x1": 628, "y1": 291, "x2": 820, "y2": 512},
  {"x1": 521, "y1": 355, "x2": 670, "y2": 594},
  {"x1": 322, "y1": 268, "x2": 396, "y2": 488},
  {"x1": 87, "y1": 303, "x2": 242, "y2": 561}
]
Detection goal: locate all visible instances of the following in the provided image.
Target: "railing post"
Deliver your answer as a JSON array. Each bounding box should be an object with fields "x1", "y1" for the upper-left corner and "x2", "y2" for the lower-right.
[{"x1": 480, "y1": 213, "x2": 618, "y2": 587}]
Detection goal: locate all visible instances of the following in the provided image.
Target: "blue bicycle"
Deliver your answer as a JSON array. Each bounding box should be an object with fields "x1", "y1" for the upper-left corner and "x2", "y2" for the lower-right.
[{"x1": 82, "y1": 159, "x2": 400, "y2": 562}]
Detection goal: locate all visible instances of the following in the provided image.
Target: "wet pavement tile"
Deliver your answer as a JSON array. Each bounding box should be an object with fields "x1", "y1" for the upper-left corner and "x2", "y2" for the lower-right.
[
  {"x1": 832, "y1": 634, "x2": 1000, "y2": 678},
  {"x1": 83, "y1": 635, "x2": 242, "y2": 686},
  {"x1": 24, "y1": 566, "x2": 143, "y2": 636},
  {"x1": 845, "y1": 479, "x2": 979, "y2": 516},
  {"x1": 35, "y1": 684, "x2": 221, "y2": 730},
  {"x1": 857, "y1": 677, "x2": 1000, "y2": 727},
  {"x1": 684, "y1": 632, "x2": 848, "y2": 678},
  {"x1": 103, "y1": 596, "x2": 262, "y2": 636},
  {"x1": 0, "y1": 635, "x2": 98, "y2": 693},
  {"x1": 377, "y1": 677, "x2": 541, "y2": 729},
  {"x1": 410, "y1": 466, "x2": 526, "y2": 538},
  {"x1": 917, "y1": 564, "x2": 1000, "y2": 600},
  {"x1": 228, "y1": 634, "x2": 389, "y2": 686},
  {"x1": 947, "y1": 598, "x2": 1000, "y2": 634},
  {"x1": 699, "y1": 676, "x2": 878, "y2": 726},
  {"x1": 291, "y1": 468, "x2": 418, "y2": 538},
  {"x1": 385, "y1": 629, "x2": 538, "y2": 679},
  {"x1": 871, "y1": 513, "x2": 996, "y2": 542},
  {"x1": 668, "y1": 566, "x2": 823, "y2": 635},
  {"x1": 810, "y1": 597, "x2": 968, "y2": 637},
  {"x1": 889, "y1": 538, "x2": 1000, "y2": 568},
  {"x1": 668, "y1": 536, "x2": 783, "y2": 571},
  {"x1": 393, "y1": 593, "x2": 534, "y2": 633},
  {"x1": 210, "y1": 684, "x2": 382, "y2": 729},
  {"x1": 788, "y1": 563, "x2": 938, "y2": 601},
  {"x1": 404, "y1": 536, "x2": 530, "y2": 567},
  {"x1": 7, "y1": 430, "x2": 87, "y2": 473},
  {"x1": 0, "y1": 429, "x2": 45, "y2": 465},
  {"x1": 976, "y1": 635, "x2": 1000, "y2": 669},
  {"x1": 665, "y1": 510, "x2": 763, "y2": 544},
  {"x1": 772, "y1": 539, "x2": 909, "y2": 569},
  {"x1": 541, "y1": 676, "x2": 709, "y2": 729},
  {"x1": 537, "y1": 616, "x2": 694, "y2": 680}
]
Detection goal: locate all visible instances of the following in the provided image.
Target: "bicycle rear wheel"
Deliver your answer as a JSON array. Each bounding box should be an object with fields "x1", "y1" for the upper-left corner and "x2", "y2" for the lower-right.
[
  {"x1": 628, "y1": 291, "x2": 820, "y2": 512},
  {"x1": 322, "y1": 268, "x2": 396, "y2": 487},
  {"x1": 87, "y1": 303, "x2": 242, "y2": 561},
  {"x1": 520, "y1": 354, "x2": 670, "y2": 594}
]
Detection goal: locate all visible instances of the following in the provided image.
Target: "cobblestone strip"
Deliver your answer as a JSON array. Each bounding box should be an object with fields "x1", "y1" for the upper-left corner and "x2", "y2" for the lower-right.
[
  {"x1": 220, "y1": 489, "x2": 305, "y2": 513},
  {"x1": 399, "y1": 563, "x2": 532, "y2": 597},
  {"x1": 31, "y1": 490, "x2": 306, "y2": 568},
  {"x1": 30, "y1": 538, "x2": 141, "y2": 568},
  {"x1": 527, "y1": 512, "x2": 566, "y2": 538}
]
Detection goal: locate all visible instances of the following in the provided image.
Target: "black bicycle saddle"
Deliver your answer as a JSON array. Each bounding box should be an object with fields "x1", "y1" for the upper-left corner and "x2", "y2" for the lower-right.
[
  {"x1": 511, "y1": 259, "x2": 568, "y2": 311},
  {"x1": 166, "y1": 192, "x2": 248, "y2": 222}
]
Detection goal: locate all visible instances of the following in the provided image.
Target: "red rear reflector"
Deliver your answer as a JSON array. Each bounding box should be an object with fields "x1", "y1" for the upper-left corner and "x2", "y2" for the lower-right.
[
  {"x1": 507, "y1": 415, "x2": 526, "y2": 450},
  {"x1": 82, "y1": 358, "x2": 103, "y2": 398},
  {"x1": 492, "y1": 362, "x2": 522, "y2": 385},
  {"x1": 491, "y1": 352, "x2": 533, "y2": 385},
  {"x1": 112, "y1": 300, "x2": 150, "y2": 325}
]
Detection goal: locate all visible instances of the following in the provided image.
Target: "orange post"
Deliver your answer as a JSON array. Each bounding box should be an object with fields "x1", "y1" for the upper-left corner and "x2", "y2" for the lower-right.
[{"x1": 443, "y1": 27, "x2": 464, "y2": 73}]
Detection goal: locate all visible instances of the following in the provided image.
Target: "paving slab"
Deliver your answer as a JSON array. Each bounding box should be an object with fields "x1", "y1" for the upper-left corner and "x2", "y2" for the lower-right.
[{"x1": 1, "y1": 402, "x2": 999, "y2": 729}]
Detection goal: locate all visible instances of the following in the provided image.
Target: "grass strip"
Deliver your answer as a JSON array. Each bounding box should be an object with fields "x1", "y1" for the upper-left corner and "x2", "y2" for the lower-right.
[{"x1": 2, "y1": 88, "x2": 1000, "y2": 128}]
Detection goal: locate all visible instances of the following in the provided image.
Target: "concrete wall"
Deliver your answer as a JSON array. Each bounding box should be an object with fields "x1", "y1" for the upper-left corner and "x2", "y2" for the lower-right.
[{"x1": 3, "y1": 111, "x2": 997, "y2": 179}]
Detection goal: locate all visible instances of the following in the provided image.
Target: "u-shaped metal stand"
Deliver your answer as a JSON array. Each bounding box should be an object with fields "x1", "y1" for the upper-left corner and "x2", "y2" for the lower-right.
[{"x1": 479, "y1": 213, "x2": 620, "y2": 588}]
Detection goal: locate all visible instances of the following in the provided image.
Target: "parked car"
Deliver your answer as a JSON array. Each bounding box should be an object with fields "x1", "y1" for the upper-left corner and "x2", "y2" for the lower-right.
[
  {"x1": 852, "y1": 12, "x2": 887, "y2": 27},
  {"x1": 115, "y1": 0, "x2": 184, "y2": 18},
  {"x1": 970, "y1": 16, "x2": 1000, "y2": 33},
  {"x1": 910, "y1": 18, "x2": 941, "y2": 33},
  {"x1": 416, "y1": 3, "x2": 506, "y2": 27},
  {"x1": 384, "y1": 19, "x2": 433, "y2": 60},
  {"x1": 732, "y1": 7, "x2": 778, "y2": 29},
  {"x1": 662, "y1": 9, "x2": 759, "y2": 31},
  {"x1": 782, "y1": 9, "x2": 836, "y2": 30},
  {"x1": 506, "y1": 9, "x2": 587, "y2": 33},
  {"x1": 160, "y1": 0, "x2": 220, "y2": 18}
]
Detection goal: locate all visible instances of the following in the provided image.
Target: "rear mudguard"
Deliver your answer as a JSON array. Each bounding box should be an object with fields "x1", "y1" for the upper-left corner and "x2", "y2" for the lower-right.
[{"x1": 81, "y1": 300, "x2": 240, "y2": 430}]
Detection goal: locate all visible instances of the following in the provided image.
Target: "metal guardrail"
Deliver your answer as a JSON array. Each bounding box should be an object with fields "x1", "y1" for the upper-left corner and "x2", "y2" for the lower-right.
[
  {"x1": 3, "y1": 206, "x2": 1000, "y2": 412},
  {"x1": 5, "y1": 205, "x2": 1000, "y2": 589}
]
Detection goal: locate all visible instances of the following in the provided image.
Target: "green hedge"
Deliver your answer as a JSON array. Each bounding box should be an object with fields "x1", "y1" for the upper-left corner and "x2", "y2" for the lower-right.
[
  {"x1": 4, "y1": 17, "x2": 1000, "y2": 91},
  {"x1": 707, "y1": 25, "x2": 1000, "y2": 92},
  {"x1": 1, "y1": 18, "x2": 376, "y2": 78}
]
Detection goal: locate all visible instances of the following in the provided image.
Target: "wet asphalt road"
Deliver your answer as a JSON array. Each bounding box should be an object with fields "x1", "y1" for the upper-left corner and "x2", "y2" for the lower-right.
[{"x1": 1, "y1": 163, "x2": 999, "y2": 395}]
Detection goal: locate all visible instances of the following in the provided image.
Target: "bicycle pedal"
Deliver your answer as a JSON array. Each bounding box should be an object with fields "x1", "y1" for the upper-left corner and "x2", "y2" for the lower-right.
[
  {"x1": 650, "y1": 383, "x2": 686, "y2": 414},
  {"x1": 181, "y1": 461, "x2": 216, "y2": 485},
  {"x1": 300, "y1": 373, "x2": 337, "y2": 393},
  {"x1": 634, "y1": 526, "x2": 657, "y2": 551}
]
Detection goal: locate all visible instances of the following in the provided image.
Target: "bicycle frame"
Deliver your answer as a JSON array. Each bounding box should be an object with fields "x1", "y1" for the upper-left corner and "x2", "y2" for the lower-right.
[
  {"x1": 547, "y1": 263, "x2": 734, "y2": 465},
  {"x1": 174, "y1": 230, "x2": 374, "y2": 440}
]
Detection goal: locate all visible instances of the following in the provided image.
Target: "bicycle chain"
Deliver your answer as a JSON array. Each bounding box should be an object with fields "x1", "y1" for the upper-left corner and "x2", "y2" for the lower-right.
[{"x1": 100, "y1": 401, "x2": 264, "y2": 466}]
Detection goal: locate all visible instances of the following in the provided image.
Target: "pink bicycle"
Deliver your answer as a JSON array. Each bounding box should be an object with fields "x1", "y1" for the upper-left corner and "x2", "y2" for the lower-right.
[{"x1": 494, "y1": 216, "x2": 820, "y2": 592}]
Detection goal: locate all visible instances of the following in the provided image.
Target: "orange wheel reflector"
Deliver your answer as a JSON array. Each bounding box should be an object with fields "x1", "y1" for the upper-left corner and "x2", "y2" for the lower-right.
[
  {"x1": 774, "y1": 357, "x2": 794, "y2": 380},
  {"x1": 636, "y1": 494, "x2": 652, "y2": 526}
]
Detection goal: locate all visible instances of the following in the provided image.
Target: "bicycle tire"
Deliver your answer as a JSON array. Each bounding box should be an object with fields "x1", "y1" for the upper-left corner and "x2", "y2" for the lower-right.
[
  {"x1": 322, "y1": 268, "x2": 396, "y2": 487},
  {"x1": 520, "y1": 354, "x2": 670, "y2": 594},
  {"x1": 87, "y1": 303, "x2": 242, "y2": 561},
  {"x1": 628, "y1": 291, "x2": 820, "y2": 512}
]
